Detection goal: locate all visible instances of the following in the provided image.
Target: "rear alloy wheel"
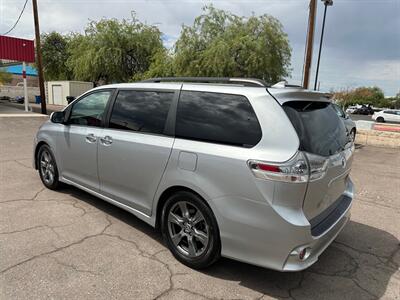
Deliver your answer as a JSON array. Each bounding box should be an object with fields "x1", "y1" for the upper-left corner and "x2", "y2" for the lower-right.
[
  {"x1": 376, "y1": 117, "x2": 384, "y2": 123},
  {"x1": 38, "y1": 145, "x2": 61, "y2": 190},
  {"x1": 161, "y1": 191, "x2": 220, "y2": 269}
]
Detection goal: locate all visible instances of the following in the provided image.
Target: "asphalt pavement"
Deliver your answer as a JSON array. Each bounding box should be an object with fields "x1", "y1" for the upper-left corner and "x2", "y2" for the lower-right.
[
  {"x1": 0, "y1": 116, "x2": 399, "y2": 300},
  {"x1": 349, "y1": 114, "x2": 374, "y2": 122}
]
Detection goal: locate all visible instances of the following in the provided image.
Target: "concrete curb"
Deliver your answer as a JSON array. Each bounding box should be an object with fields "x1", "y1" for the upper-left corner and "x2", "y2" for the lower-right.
[{"x1": 355, "y1": 129, "x2": 400, "y2": 148}]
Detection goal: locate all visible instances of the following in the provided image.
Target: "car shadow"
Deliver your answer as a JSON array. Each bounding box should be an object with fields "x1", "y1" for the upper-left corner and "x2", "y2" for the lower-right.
[
  {"x1": 59, "y1": 185, "x2": 399, "y2": 299},
  {"x1": 202, "y1": 220, "x2": 399, "y2": 299}
]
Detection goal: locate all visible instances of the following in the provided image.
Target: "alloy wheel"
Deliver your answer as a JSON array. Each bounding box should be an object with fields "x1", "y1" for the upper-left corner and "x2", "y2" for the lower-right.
[
  {"x1": 167, "y1": 201, "x2": 209, "y2": 258},
  {"x1": 350, "y1": 130, "x2": 355, "y2": 141},
  {"x1": 40, "y1": 150, "x2": 55, "y2": 185}
]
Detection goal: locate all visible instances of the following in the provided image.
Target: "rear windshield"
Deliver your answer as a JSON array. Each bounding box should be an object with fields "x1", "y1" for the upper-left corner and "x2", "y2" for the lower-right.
[{"x1": 283, "y1": 101, "x2": 350, "y2": 156}]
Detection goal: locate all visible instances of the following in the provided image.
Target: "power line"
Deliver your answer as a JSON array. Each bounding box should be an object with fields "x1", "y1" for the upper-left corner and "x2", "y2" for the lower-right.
[{"x1": 2, "y1": 0, "x2": 29, "y2": 36}]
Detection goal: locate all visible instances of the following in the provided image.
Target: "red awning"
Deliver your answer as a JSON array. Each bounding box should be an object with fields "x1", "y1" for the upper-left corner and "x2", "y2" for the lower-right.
[{"x1": 0, "y1": 35, "x2": 35, "y2": 63}]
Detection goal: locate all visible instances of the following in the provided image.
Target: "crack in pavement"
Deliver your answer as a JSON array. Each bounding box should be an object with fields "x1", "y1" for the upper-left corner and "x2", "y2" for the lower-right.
[
  {"x1": 100, "y1": 232, "x2": 175, "y2": 299},
  {"x1": 48, "y1": 256, "x2": 100, "y2": 276},
  {"x1": 305, "y1": 270, "x2": 378, "y2": 300},
  {"x1": 0, "y1": 215, "x2": 112, "y2": 275},
  {"x1": 0, "y1": 199, "x2": 96, "y2": 235},
  {"x1": 12, "y1": 159, "x2": 33, "y2": 170},
  {"x1": 305, "y1": 242, "x2": 398, "y2": 299},
  {"x1": 355, "y1": 197, "x2": 400, "y2": 212},
  {"x1": 286, "y1": 272, "x2": 305, "y2": 300},
  {"x1": 0, "y1": 158, "x2": 32, "y2": 164},
  {"x1": 164, "y1": 288, "x2": 214, "y2": 299},
  {"x1": 100, "y1": 231, "x2": 218, "y2": 300},
  {"x1": 334, "y1": 240, "x2": 399, "y2": 269},
  {"x1": 0, "y1": 225, "x2": 48, "y2": 235}
]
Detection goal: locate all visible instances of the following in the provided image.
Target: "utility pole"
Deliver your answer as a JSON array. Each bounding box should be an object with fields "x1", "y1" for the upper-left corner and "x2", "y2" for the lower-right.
[
  {"x1": 314, "y1": 0, "x2": 333, "y2": 91},
  {"x1": 32, "y1": 0, "x2": 46, "y2": 114},
  {"x1": 22, "y1": 61, "x2": 29, "y2": 112},
  {"x1": 303, "y1": 0, "x2": 317, "y2": 89}
]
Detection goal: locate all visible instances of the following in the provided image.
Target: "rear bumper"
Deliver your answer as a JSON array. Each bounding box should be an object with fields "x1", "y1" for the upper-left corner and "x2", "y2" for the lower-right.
[
  {"x1": 282, "y1": 179, "x2": 354, "y2": 271},
  {"x1": 282, "y1": 207, "x2": 351, "y2": 271},
  {"x1": 215, "y1": 178, "x2": 354, "y2": 272}
]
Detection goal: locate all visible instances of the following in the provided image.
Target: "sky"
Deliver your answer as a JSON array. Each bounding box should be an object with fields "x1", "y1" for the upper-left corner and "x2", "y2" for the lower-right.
[{"x1": 1, "y1": 0, "x2": 399, "y2": 96}]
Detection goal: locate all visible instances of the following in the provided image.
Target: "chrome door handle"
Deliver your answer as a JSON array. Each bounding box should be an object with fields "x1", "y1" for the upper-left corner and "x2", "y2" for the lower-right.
[
  {"x1": 85, "y1": 133, "x2": 97, "y2": 143},
  {"x1": 100, "y1": 135, "x2": 113, "y2": 146}
]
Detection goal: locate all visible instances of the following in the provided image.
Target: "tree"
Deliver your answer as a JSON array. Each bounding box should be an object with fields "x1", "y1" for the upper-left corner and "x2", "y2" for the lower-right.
[
  {"x1": 0, "y1": 61, "x2": 12, "y2": 85},
  {"x1": 334, "y1": 87, "x2": 385, "y2": 108},
  {"x1": 40, "y1": 32, "x2": 73, "y2": 81},
  {"x1": 169, "y1": 5, "x2": 291, "y2": 83},
  {"x1": 133, "y1": 48, "x2": 175, "y2": 81},
  {"x1": 0, "y1": 70, "x2": 12, "y2": 85},
  {"x1": 67, "y1": 17, "x2": 165, "y2": 84}
]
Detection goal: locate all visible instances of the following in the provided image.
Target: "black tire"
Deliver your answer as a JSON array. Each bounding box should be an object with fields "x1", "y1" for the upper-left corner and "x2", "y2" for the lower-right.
[
  {"x1": 376, "y1": 117, "x2": 384, "y2": 123},
  {"x1": 37, "y1": 145, "x2": 61, "y2": 190},
  {"x1": 161, "y1": 191, "x2": 221, "y2": 269}
]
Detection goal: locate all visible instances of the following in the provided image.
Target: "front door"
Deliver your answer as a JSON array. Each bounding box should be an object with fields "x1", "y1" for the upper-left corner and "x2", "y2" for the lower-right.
[
  {"x1": 98, "y1": 89, "x2": 175, "y2": 215},
  {"x1": 57, "y1": 90, "x2": 113, "y2": 191}
]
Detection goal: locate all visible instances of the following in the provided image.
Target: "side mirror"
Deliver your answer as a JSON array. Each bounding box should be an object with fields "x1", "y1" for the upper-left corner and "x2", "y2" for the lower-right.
[{"x1": 50, "y1": 111, "x2": 65, "y2": 124}]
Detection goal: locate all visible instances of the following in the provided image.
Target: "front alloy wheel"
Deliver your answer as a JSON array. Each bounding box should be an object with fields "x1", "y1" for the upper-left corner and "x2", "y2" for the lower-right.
[
  {"x1": 349, "y1": 129, "x2": 356, "y2": 142},
  {"x1": 40, "y1": 149, "x2": 55, "y2": 185},
  {"x1": 38, "y1": 145, "x2": 61, "y2": 190}
]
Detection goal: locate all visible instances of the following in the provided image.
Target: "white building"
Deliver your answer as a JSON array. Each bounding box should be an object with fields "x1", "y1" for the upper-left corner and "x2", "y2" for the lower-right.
[{"x1": 47, "y1": 81, "x2": 93, "y2": 106}]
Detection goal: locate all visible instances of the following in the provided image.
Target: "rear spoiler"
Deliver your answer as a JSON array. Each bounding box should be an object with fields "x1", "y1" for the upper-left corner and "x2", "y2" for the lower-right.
[{"x1": 267, "y1": 87, "x2": 331, "y2": 105}]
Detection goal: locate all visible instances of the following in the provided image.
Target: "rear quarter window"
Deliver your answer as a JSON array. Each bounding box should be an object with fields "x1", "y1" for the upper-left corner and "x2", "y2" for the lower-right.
[{"x1": 176, "y1": 91, "x2": 262, "y2": 147}]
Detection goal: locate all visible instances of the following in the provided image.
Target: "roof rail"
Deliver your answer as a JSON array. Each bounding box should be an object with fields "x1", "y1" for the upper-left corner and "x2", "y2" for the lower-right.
[{"x1": 141, "y1": 77, "x2": 269, "y2": 87}]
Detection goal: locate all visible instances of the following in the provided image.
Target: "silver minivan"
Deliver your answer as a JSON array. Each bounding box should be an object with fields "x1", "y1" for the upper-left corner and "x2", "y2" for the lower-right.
[{"x1": 34, "y1": 77, "x2": 354, "y2": 271}]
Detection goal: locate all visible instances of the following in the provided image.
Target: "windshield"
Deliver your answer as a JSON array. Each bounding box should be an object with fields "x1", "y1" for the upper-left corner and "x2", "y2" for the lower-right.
[{"x1": 283, "y1": 101, "x2": 351, "y2": 156}]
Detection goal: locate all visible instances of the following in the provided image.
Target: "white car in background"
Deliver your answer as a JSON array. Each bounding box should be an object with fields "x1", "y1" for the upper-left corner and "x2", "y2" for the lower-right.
[
  {"x1": 346, "y1": 106, "x2": 358, "y2": 114},
  {"x1": 372, "y1": 110, "x2": 400, "y2": 123}
]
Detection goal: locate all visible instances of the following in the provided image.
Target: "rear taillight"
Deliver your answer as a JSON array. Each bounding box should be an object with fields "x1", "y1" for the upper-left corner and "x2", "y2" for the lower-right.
[
  {"x1": 248, "y1": 151, "x2": 328, "y2": 183},
  {"x1": 248, "y1": 152, "x2": 308, "y2": 183}
]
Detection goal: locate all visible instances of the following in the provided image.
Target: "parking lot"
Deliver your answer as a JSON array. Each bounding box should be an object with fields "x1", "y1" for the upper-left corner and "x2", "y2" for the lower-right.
[{"x1": 0, "y1": 115, "x2": 399, "y2": 300}]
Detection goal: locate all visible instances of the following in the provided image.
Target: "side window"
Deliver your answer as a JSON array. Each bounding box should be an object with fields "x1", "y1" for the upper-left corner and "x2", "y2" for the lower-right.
[
  {"x1": 109, "y1": 90, "x2": 174, "y2": 134},
  {"x1": 176, "y1": 91, "x2": 262, "y2": 147},
  {"x1": 69, "y1": 91, "x2": 112, "y2": 127}
]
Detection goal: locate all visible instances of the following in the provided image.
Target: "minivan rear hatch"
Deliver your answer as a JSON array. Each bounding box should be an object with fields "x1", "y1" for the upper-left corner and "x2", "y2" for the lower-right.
[{"x1": 269, "y1": 89, "x2": 354, "y2": 222}]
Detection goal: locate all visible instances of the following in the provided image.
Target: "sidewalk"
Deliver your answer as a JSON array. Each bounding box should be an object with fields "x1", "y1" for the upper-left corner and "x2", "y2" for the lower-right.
[{"x1": 0, "y1": 101, "x2": 47, "y2": 117}]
